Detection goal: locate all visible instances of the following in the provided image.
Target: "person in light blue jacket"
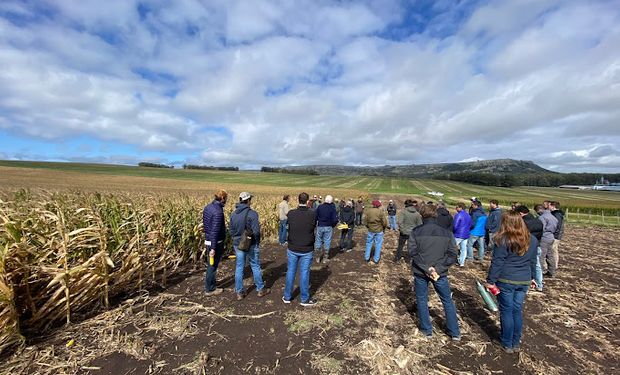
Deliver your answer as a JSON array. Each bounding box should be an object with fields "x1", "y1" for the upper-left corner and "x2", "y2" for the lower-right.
[{"x1": 468, "y1": 200, "x2": 488, "y2": 261}]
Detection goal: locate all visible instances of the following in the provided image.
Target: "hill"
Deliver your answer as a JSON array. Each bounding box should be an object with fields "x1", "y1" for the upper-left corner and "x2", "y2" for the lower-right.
[{"x1": 285, "y1": 159, "x2": 553, "y2": 177}]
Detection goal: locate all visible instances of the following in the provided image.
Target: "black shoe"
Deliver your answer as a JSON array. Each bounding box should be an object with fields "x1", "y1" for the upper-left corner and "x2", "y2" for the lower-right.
[{"x1": 301, "y1": 299, "x2": 317, "y2": 307}]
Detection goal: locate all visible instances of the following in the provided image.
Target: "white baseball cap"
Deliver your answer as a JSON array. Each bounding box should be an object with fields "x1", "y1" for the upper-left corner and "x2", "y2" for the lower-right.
[
  {"x1": 239, "y1": 192, "x2": 253, "y2": 201},
  {"x1": 325, "y1": 195, "x2": 333, "y2": 203}
]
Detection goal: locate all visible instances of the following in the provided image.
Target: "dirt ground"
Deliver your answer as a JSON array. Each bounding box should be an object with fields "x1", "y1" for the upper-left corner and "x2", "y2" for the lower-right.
[{"x1": 1, "y1": 199, "x2": 619, "y2": 375}]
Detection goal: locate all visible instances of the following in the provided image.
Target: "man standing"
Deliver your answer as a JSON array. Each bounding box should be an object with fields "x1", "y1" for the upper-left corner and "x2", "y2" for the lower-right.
[
  {"x1": 315, "y1": 195, "x2": 338, "y2": 263},
  {"x1": 468, "y1": 200, "x2": 487, "y2": 261},
  {"x1": 230, "y1": 192, "x2": 269, "y2": 300},
  {"x1": 387, "y1": 200, "x2": 398, "y2": 231},
  {"x1": 278, "y1": 195, "x2": 290, "y2": 246},
  {"x1": 485, "y1": 200, "x2": 502, "y2": 252},
  {"x1": 283, "y1": 192, "x2": 317, "y2": 306},
  {"x1": 203, "y1": 189, "x2": 228, "y2": 296},
  {"x1": 515, "y1": 205, "x2": 544, "y2": 292},
  {"x1": 549, "y1": 201, "x2": 564, "y2": 270},
  {"x1": 453, "y1": 202, "x2": 472, "y2": 267},
  {"x1": 338, "y1": 200, "x2": 356, "y2": 252},
  {"x1": 394, "y1": 199, "x2": 422, "y2": 262},
  {"x1": 409, "y1": 204, "x2": 460, "y2": 340},
  {"x1": 355, "y1": 197, "x2": 365, "y2": 226},
  {"x1": 364, "y1": 200, "x2": 388, "y2": 264},
  {"x1": 436, "y1": 202, "x2": 453, "y2": 230},
  {"x1": 535, "y1": 204, "x2": 558, "y2": 278}
]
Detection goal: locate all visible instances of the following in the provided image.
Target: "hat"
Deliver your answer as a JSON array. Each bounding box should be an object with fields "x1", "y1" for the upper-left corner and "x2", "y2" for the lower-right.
[
  {"x1": 389, "y1": 199, "x2": 393, "y2": 203},
  {"x1": 372, "y1": 200, "x2": 381, "y2": 208},
  {"x1": 325, "y1": 195, "x2": 333, "y2": 203},
  {"x1": 239, "y1": 192, "x2": 252, "y2": 201},
  {"x1": 313, "y1": 195, "x2": 318, "y2": 199},
  {"x1": 470, "y1": 197, "x2": 477, "y2": 202},
  {"x1": 346, "y1": 200, "x2": 353, "y2": 207}
]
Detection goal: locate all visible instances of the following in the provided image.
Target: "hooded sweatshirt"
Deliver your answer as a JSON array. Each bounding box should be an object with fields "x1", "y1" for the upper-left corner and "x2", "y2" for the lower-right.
[{"x1": 229, "y1": 203, "x2": 261, "y2": 247}]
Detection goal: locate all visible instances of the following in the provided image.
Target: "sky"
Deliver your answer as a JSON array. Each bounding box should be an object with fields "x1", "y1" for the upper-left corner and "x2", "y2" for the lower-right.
[{"x1": 0, "y1": 0, "x2": 619, "y2": 173}]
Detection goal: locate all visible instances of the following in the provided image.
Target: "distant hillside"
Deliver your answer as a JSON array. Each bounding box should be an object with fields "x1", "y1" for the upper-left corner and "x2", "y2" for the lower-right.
[{"x1": 284, "y1": 159, "x2": 554, "y2": 177}]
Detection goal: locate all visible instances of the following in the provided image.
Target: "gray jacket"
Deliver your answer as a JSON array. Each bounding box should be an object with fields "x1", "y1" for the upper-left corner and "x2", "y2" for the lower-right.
[
  {"x1": 538, "y1": 210, "x2": 558, "y2": 243},
  {"x1": 485, "y1": 207, "x2": 502, "y2": 233},
  {"x1": 398, "y1": 206, "x2": 422, "y2": 236}
]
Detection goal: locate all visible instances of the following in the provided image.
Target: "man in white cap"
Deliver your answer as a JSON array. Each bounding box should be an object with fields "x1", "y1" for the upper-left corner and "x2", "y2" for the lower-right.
[
  {"x1": 314, "y1": 195, "x2": 338, "y2": 263},
  {"x1": 387, "y1": 199, "x2": 398, "y2": 231}
]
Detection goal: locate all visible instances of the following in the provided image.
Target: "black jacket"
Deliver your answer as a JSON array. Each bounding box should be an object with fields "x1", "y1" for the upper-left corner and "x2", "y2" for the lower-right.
[
  {"x1": 522, "y1": 214, "x2": 543, "y2": 242},
  {"x1": 436, "y1": 207, "x2": 453, "y2": 231},
  {"x1": 229, "y1": 203, "x2": 260, "y2": 247},
  {"x1": 387, "y1": 203, "x2": 397, "y2": 216},
  {"x1": 409, "y1": 218, "x2": 457, "y2": 277},
  {"x1": 339, "y1": 206, "x2": 355, "y2": 226},
  {"x1": 551, "y1": 210, "x2": 565, "y2": 240},
  {"x1": 287, "y1": 206, "x2": 317, "y2": 253}
]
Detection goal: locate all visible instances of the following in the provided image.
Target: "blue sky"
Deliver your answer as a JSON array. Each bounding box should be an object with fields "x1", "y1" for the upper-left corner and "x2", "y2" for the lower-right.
[{"x1": 0, "y1": 0, "x2": 619, "y2": 172}]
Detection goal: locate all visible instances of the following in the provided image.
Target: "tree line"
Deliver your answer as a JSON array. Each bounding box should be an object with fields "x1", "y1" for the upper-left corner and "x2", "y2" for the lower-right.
[
  {"x1": 138, "y1": 162, "x2": 174, "y2": 169},
  {"x1": 432, "y1": 172, "x2": 620, "y2": 187},
  {"x1": 260, "y1": 167, "x2": 319, "y2": 175},
  {"x1": 183, "y1": 164, "x2": 239, "y2": 171}
]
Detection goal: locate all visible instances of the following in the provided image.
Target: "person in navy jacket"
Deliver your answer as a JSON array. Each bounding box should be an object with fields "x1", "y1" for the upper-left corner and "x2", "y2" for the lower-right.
[{"x1": 203, "y1": 190, "x2": 228, "y2": 296}]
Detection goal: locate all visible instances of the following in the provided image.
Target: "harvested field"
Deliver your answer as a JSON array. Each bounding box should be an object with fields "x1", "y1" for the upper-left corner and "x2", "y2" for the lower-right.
[{"x1": 1, "y1": 216, "x2": 618, "y2": 374}]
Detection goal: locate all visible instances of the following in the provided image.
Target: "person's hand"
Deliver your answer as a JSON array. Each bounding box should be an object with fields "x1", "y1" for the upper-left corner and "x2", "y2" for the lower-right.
[
  {"x1": 209, "y1": 249, "x2": 215, "y2": 258},
  {"x1": 484, "y1": 282, "x2": 495, "y2": 290},
  {"x1": 428, "y1": 267, "x2": 439, "y2": 281},
  {"x1": 530, "y1": 279, "x2": 538, "y2": 289}
]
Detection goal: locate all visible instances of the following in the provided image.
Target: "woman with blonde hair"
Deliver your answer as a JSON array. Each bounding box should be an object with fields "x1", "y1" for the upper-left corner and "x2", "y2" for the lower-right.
[{"x1": 485, "y1": 211, "x2": 538, "y2": 353}]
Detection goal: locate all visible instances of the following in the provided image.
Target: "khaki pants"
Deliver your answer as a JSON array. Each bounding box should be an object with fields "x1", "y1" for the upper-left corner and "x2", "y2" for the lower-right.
[
  {"x1": 552, "y1": 239, "x2": 560, "y2": 269},
  {"x1": 540, "y1": 239, "x2": 557, "y2": 276}
]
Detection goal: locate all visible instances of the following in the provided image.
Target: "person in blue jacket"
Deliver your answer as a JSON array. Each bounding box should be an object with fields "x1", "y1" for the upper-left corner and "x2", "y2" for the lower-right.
[
  {"x1": 485, "y1": 211, "x2": 538, "y2": 354},
  {"x1": 203, "y1": 189, "x2": 228, "y2": 296},
  {"x1": 314, "y1": 195, "x2": 338, "y2": 263},
  {"x1": 452, "y1": 202, "x2": 472, "y2": 266},
  {"x1": 485, "y1": 199, "x2": 502, "y2": 252},
  {"x1": 468, "y1": 200, "x2": 487, "y2": 261}
]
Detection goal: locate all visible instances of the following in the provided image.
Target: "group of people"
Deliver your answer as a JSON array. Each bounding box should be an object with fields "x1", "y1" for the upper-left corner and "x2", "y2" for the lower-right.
[{"x1": 202, "y1": 190, "x2": 566, "y2": 354}]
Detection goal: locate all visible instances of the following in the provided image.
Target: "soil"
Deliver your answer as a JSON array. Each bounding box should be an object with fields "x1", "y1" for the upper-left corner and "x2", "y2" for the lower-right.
[{"x1": 2, "y1": 197, "x2": 619, "y2": 375}]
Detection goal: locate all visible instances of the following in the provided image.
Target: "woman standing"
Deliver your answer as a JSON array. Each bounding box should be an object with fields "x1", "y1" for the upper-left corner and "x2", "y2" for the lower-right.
[{"x1": 485, "y1": 211, "x2": 538, "y2": 353}]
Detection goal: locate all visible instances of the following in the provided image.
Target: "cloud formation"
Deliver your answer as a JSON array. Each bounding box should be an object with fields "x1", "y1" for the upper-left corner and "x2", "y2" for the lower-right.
[{"x1": 0, "y1": 0, "x2": 618, "y2": 172}]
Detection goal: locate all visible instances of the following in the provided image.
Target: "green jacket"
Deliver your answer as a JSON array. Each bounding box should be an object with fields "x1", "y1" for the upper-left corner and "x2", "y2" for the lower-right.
[
  {"x1": 398, "y1": 206, "x2": 422, "y2": 236},
  {"x1": 364, "y1": 207, "x2": 388, "y2": 233}
]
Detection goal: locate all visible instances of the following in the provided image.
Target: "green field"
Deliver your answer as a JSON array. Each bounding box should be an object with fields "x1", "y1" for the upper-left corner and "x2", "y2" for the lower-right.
[{"x1": 1, "y1": 160, "x2": 619, "y2": 218}]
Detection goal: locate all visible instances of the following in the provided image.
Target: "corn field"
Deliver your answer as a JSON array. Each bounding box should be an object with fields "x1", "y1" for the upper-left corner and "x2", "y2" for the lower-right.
[{"x1": 0, "y1": 188, "x2": 289, "y2": 355}]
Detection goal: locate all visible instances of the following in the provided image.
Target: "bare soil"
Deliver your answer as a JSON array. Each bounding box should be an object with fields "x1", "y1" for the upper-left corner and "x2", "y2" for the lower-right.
[{"x1": 1, "y1": 202, "x2": 619, "y2": 374}]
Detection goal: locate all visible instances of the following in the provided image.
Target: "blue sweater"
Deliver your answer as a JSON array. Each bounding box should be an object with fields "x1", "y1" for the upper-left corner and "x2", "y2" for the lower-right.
[
  {"x1": 487, "y1": 235, "x2": 538, "y2": 285},
  {"x1": 316, "y1": 203, "x2": 338, "y2": 227},
  {"x1": 470, "y1": 208, "x2": 487, "y2": 237}
]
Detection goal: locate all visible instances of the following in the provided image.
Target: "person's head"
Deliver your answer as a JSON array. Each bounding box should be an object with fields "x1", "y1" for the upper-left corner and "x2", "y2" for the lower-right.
[
  {"x1": 389, "y1": 199, "x2": 393, "y2": 204},
  {"x1": 412, "y1": 200, "x2": 418, "y2": 207},
  {"x1": 550, "y1": 201, "x2": 560, "y2": 210},
  {"x1": 471, "y1": 200, "x2": 480, "y2": 209},
  {"x1": 534, "y1": 204, "x2": 544, "y2": 215},
  {"x1": 325, "y1": 195, "x2": 333, "y2": 204},
  {"x1": 511, "y1": 201, "x2": 521, "y2": 210},
  {"x1": 456, "y1": 202, "x2": 466, "y2": 211},
  {"x1": 214, "y1": 189, "x2": 228, "y2": 204},
  {"x1": 372, "y1": 200, "x2": 381, "y2": 208},
  {"x1": 543, "y1": 200, "x2": 551, "y2": 209},
  {"x1": 404, "y1": 199, "x2": 413, "y2": 207},
  {"x1": 490, "y1": 199, "x2": 499, "y2": 209},
  {"x1": 239, "y1": 191, "x2": 252, "y2": 205},
  {"x1": 437, "y1": 201, "x2": 446, "y2": 208},
  {"x1": 513, "y1": 205, "x2": 529, "y2": 217},
  {"x1": 283, "y1": 194, "x2": 290, "y2": 202},
  {"x1": 299, "y1": 192, "x2": 309, "y2": 205},
  {"x1": 346, "y1": 200, "x2": 353, "y2": 207},
  {"x1": 495, "y1": 211, "x2": 531, "y2": 256},
  {"x1": 419, "y1": 203, "x2": 438, "y2": 219}
]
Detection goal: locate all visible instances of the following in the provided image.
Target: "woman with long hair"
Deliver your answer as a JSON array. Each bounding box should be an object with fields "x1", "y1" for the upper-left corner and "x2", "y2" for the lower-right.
[{"x1": 486, "y1": 211, "x2": 538, "y2": 353}]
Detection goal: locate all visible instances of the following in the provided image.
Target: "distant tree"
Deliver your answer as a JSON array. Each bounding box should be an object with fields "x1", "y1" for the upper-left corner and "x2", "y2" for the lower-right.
[{"x1": 138, "y1": 162, "x2": 173, "y2": 169}]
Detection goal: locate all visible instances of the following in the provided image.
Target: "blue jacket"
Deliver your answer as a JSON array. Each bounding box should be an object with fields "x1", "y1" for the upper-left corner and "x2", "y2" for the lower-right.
[
  {"x1": 485, "y1": 208, "x2": 502, "y2": 233},
  {"x1": 316, "y1": 203, "x2": 338, "y2": 227},
  {"x1": 470, "y1": 208, "x2": 487, "y2": 237},
  {"x1": 487, "y1": 235, "x2": 538, "y2": 285},
  {"x1": 203, "y1": 200, "x2": 226, "y2": 245},
  {"x1": 229, "y1": 203, "x2": 261, "y2": 247},
  {"x1": 453, "y1": 210, "x2": 472, "y2": 239}
]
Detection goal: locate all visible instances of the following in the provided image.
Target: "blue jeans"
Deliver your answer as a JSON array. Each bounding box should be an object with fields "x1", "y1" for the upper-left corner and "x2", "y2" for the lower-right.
[
  {"x1": 468, "y1": 235, "x2": 485, "y2": 260},
  {"x1": 278, "y1": 219, "x2": 288, "y2": 244},
  {"x1": 535, "y1": 247, "x2": 543, "y2": 290},
  {"x1": 414, "y1": 274, "x2": 460, "y2": 337},
  {"x1": 234, "y1": 245, "x2": 265, "y2": 294},
  {"x1": 497, "y1": 282, "x2": 529, "y2": 349},
  {"x1": 204, "y1": 242, "x2": 224, "y2": 292},
  {"x1": 314, "y1": 226, "x2": 333, "y2": 255},
  {"x1": 365, "y1": 231, "x2": 384, "y2": 263},
  {"x1": 283, "y1": 250, "x2": 313, "y2": 303},
  {"x1": 388, "y1": 215, "x2": 397, "y2": 230},
  {"x1": 456, "y1": 238, "x2": 468, "y2": 266}
]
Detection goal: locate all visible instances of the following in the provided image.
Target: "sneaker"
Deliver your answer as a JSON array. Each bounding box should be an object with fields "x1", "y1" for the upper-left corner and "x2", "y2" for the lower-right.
[
  {"x1": 205, "y1": 288, "x2": 223, "y2": 296},
  {"x1": 236, "y1": 292, "x2": 246, "y2": 301},
  {"x1": 282, "y1": 296, "x2": 291, "y2": 304},
  {"x1": 513, "y1": 346, "x2": 521, "y2": 353},
  {"x1": 501, "y1": 346, "x2": 515, "y2": 354},
  {"x1": 535, "y1": 287, "x2": 543, "y2": 292},
  {"x1": 346, "y1": 248, "x2": 353, "y2": 253},
  {"x1": 451, "y1": 336, "x2": 462, "y2": 342},
  {"x1": 257, "y1": 288, "x2": 271, "y2": 298},
  {"x1": 300, "y1": 299, "x2": 317, "y2": 307}
]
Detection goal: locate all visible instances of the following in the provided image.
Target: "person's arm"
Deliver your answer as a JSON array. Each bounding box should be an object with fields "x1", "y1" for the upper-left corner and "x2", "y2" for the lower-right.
[
  {"x1": 211, "y1": 206, "x2": 223, "y2": 244},
  {"x1": 486, "y1": 243, "x2": 508, "y2": 285},
  {"x1": 251, "y1": 211, "x2": 261, "y2": 246},
  {"x1": 529, "y1": 237, "x2": 538, "y2": 280}
]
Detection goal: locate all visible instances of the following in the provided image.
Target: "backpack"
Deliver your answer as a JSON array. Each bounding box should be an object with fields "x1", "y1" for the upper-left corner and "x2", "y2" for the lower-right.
[{"x1": 237, "y1": 208, "x2": 254, "y2": 251}]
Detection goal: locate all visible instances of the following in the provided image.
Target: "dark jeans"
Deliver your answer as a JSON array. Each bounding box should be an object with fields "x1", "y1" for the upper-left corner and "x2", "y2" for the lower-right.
[
  {"x1": 497, "y1": 282, "x2": 529, "y2": 349},
  {"x1": 414, "y1": 274, "x2": 460, "y2": 337},
  {"x1": 278, "y1": 219, "x2": 287, "y2": 244},
  {"x1": 355, "y1": 212, "x2": 363, "y2": 226},
  {"x1": 395, "y1": 233, "x2": 409, "y2": 261},
  {"x1": 339, "y1": 227, "x2": 354, "y2": 249},
  {"x1": 283, "y1": 250, "x2": 313, "y2": 303},
  {"x1": 204, "y1": 242, "x2": 225, "y2": 292}
]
